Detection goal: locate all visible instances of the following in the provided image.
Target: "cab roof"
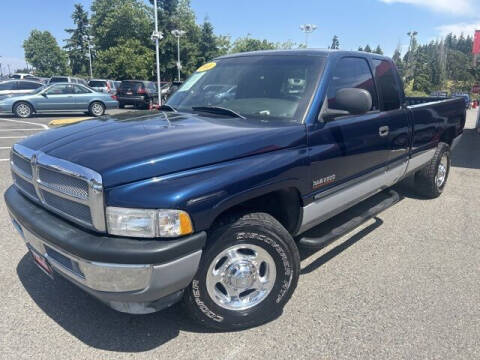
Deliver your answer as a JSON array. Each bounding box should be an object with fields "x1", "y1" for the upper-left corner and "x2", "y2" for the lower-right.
[{"x1": 216, "y1": 49, "x2": 392, "y2": 61}]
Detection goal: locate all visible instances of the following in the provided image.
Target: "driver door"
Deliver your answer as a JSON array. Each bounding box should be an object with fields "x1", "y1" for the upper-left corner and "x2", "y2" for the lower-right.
[{"x1": 37, "y1": 84, "x2": 75, "y2": 111}]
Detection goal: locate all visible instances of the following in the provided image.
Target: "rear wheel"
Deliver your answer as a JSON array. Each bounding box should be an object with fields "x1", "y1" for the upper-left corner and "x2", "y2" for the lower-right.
[
  {"x1": 14, "y1": 102, "x2": 33, "y2": 118},
  {"x1": 183, "y1": 212, "x2": 300, "y2": 330},
  {"x1": 415, "y1": 142, "x2": 450, "y2": 198},
  {"x1": 89, "y1": 101, "x2": 105, "y2": 117}
]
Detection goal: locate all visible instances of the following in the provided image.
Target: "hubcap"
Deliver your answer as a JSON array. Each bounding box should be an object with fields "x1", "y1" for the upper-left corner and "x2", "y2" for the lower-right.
[
  {"x1": 92, "y1": 103, "x2": 103, "y2": 116},
  {"x1": 17, "y1": 104, "x2": 30, "y2": 117},
  {"x1": 435, "y1": 154, "x2": 448, "y2": 188},
  {"x1": 206, "y1": 244, "x2": 276, "y2": 311}
]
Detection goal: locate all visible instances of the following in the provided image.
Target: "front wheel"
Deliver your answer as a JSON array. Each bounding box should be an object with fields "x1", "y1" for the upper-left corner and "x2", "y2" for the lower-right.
[
  {"x1": 183, "y1": 212, "x2": 300, "y2": 330},
  {"x1": 415, "y1": 142, "x2": 450, "y2": 198},
  {"x1": 89, "y1": 101, "x2": 105, "y2": 117},
  {"x1": 14, "y1": 102, "x2": 33, "y2": 118}
]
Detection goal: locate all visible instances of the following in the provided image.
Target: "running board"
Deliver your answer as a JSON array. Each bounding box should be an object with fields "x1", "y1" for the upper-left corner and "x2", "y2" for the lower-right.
[{"x1": 297, "y1": 190, "x2": 400, "y2": 249}]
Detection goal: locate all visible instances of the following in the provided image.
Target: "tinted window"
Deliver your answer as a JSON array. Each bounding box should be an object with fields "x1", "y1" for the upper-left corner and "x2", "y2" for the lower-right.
[
  {"x1": 327, "y1": 57, "x2": 378, "y2": 111},
  {"x1": 18, "y1": 81, "x2": 42, "y2": 90},
  {"x1": 11, "y1": 75, "x2": 21, "y2": 79},
  {"x1": 0, "y1": 82, "x2": 16, "y2": 90},
  {"x1": 46, "y1": 84, "x2": 73, "y2": 95},
  {"x1": 88, "y1": 80, "x2": 107, "y2": 87},
  {"x1": 373, "y1": 60, "x2": 401, "y2": 111},
  {"x1": 73, "y1": 85, "x2": 91, "y2": 94},
  {"x1": 120, "y1": 81, "x2": 142, "y2": 89},
  {"x1": 50, "y1": 77, "x2": 69, "y2": 83},
  {"x1": 147, "y1": 82, "x2": 156, "y2": 91}
]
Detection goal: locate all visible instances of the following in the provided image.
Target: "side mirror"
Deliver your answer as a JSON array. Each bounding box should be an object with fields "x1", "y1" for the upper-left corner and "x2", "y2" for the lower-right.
[
  {"x1": 41, "y1": 93, "x2": 47, "y2": 98},
  {"x1": 322, "y1": 88, "x2": 372, "y2": 121},
  {"x1": 334, "y1": 88, "x2": 372, "y2": 115}
]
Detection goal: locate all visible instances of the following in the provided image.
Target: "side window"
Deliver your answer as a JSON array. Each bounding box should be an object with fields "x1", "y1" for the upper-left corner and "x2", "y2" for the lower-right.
[
  {"x1": 373, "y1": 60, "x2": 401, "y2": 111},
  {"x1": 73, "y1": 85, "x2": 91, "y2": 94},
  {"x1": 0, "y1": 82, "x2": 16, "y2": 91},
  {"x1": 18, "y1": 82, "x2": 42, "y2": 90},
  {"x1": 327, "y1": 57, "x2": 378, "y2": 111},
  {"x1": 46, "y1": 84, "x2": 73, "y2": 95}
]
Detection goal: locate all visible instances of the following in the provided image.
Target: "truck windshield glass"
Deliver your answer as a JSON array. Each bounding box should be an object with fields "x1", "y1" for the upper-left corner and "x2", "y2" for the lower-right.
[{"x1": 167, "y1": 55, "x2": 326, "y2": 122}]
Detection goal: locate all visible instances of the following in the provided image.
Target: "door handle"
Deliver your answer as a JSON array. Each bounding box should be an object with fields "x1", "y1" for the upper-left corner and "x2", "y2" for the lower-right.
[{"x1": 379, "y1": 126, "x2": 389, "y2": 137}]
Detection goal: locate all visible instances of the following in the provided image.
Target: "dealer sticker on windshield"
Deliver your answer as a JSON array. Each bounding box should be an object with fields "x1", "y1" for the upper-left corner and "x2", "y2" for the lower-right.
[{"x1": 196, "y1": 62, "x2": 216, "y2": 72}]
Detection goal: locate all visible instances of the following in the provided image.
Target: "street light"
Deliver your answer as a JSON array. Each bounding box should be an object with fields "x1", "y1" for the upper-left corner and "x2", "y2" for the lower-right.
[
  {"x1": 171, "y1": 29, "x2": 186, "y2": 82},
  {"x1": 0, "y1": 56, "x2": 3, "y2": 78},
  {"x1": 152, "y1": 0, "x2": 164, "y2": 106},
  {"x1": 300, "y1": 24, "x2": 317, "y2": 48},
  {"x1": 83, "y1": 34, "x2": 94, "y2": 79}
]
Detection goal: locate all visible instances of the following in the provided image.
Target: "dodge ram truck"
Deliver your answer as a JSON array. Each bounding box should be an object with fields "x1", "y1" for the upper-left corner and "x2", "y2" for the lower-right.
[{"x1": 5, "y1": 50, "x2": 466, "y2": 330}]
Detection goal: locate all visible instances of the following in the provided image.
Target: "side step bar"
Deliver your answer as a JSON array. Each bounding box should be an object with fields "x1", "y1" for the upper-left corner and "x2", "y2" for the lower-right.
[{"x1": 297, "y1": 190, "x2": 400, "y2": 249}]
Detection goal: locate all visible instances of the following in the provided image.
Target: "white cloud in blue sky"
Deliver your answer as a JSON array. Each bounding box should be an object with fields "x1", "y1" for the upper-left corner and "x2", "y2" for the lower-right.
[{"x1": 379, "y1": 0, "x2": 474, "y2": 15}]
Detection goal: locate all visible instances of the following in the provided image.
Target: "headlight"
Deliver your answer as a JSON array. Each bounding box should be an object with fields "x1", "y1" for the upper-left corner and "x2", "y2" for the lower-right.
[{"x1": 106, "y1": 207, "x2": 193, "y2": 238}]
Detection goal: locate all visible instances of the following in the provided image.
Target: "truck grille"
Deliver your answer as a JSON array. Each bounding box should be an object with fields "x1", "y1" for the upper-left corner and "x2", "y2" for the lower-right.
[{"x1": 10, "y1": 144, "x2": 105, "y2": 232}]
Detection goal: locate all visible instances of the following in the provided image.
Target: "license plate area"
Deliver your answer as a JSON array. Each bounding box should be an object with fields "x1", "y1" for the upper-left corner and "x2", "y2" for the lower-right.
[{"x1": 27, "y1": 244, "x2": 54, "y2": 279}]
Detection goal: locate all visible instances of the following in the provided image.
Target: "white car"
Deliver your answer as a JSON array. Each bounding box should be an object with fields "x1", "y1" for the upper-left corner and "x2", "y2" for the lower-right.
[{"x1": 0, "y1": 80, "x2": 44, "y2": 100}]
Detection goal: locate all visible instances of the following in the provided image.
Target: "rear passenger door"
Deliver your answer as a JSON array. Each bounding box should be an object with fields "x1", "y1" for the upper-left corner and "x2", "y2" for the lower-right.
[
  {"x1": 371, "y1": 59, "x2": 411, "y2": 166},
  {"x1": 308, "y1": 56, "x2": 391, "y2": 193}
]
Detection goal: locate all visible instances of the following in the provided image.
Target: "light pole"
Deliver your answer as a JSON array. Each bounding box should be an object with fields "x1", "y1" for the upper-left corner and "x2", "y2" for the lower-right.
[
  {"x1": 406, "y1": 31, "x2": 418, "y2": 80},
  {"x1": 171, "y1": 29, "x2": 186, "y2": 82},
  {"x1": 152, "y1": 0, "x2": 164, "y2": 106},
  {"x1": 83, "y1": 34, "x2": 93, "y2": 79},
  {"x1": 0, "y1": 56, "x2": 3, "y2": 78},
  {"x1": 300, "y1": 24, "x2": 317, "y2": 48}
]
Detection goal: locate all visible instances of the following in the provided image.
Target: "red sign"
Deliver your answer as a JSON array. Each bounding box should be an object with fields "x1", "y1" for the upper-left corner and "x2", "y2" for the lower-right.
[
  {"x1": 472, "y1": 85, "x2": 480, "y2": 94},
  {"x1": 473, "y1": 30, "x2": 480, "y2": 54}
]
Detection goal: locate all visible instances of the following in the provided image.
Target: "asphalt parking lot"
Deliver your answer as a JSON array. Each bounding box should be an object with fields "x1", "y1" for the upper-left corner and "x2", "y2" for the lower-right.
[{"x1": 0, "y1": 110, "x2": 479, "y2": 359}]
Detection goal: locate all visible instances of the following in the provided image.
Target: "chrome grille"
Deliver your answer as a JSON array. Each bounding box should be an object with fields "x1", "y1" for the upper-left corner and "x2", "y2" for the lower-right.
[
  {"x1": 38, "y1": 167, "x2": 89, "y2": 200},
  {"x1": 10, "y1": 144, "x2": 105, "y2": 232},
  {"x1": 41, "y1": 190, "x2": 92, "y2": 224}
]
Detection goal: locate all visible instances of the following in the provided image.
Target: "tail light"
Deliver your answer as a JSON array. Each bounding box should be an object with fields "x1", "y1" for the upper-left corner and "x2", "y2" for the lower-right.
[{"x1": 111, "y1": 94, "x2": 117, "y2": 100}]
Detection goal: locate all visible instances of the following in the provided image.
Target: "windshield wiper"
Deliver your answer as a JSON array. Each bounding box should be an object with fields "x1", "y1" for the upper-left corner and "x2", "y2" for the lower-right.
[
  {"x1": 158, "y1": 104, "x2": 177, "y2": 112},
  {"x1": 192, "y1": 106, "x2": 246, "y2": 119}
]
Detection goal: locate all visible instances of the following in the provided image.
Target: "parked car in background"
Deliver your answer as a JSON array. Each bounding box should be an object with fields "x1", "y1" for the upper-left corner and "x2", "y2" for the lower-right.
[
  {"x1": 0, "y1": 80, "x2": 44, "y2": 100},
  {"x1": 49, "y1": 76, "x2": 88, "y2": 86},
  {"x1": 88, "y1": 79, "x2": 117, "y2": 94},
  {"x1": 116, "y1": 80, "x2": 158, "y2": 109},
  {"x1": 10, "y1": 73, "x2": 38, "y2": 80},
  {"x1": 0, "y1": 82, "x2": 118, "y2": 118}
]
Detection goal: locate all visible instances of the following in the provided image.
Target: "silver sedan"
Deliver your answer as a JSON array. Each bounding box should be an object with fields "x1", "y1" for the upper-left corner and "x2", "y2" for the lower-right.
[{"x1": 0, "y1": 82, "x2": 118, "y2": 118}]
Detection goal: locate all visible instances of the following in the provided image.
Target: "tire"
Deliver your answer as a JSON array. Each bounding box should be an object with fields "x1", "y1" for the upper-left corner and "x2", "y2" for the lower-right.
[
  {"x1": 119, "y1": 103, "x2": 125, "y2": 109},
  {"x1": 14, "y1": 102, "x2": 33, "y2": 118},
  {"x1": 89, "y1": 101, "x2": 105, "y2": 117},
  {"x1": 415, "y1": 142, "x2": 450, "y2": 198},
  {"x1": 183, "y1": 212, "x2": 300, "y2": 330}
]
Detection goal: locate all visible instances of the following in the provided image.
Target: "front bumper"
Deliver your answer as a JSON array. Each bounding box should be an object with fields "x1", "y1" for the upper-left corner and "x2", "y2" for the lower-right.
[{"x1": 5, "y1": 186, "x2": 206, "y2": 314}]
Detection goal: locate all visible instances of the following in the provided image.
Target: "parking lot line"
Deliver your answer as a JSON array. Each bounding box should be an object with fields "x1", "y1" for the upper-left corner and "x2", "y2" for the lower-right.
[
  {"x1": 0, "y1": 129, "x2": 43, "y2": 131},
  {"x1": 49, "y1": 117, "x2": 91, "y2": 126},
  {"x1": 0, "y1": 136, "x2": 26, "y2": 139},
  {"x1": 0, "y1": 118, "x2": 48, "y2": 129}
]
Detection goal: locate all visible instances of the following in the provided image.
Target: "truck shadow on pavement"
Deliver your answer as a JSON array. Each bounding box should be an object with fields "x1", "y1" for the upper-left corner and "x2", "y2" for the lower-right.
[
  {"x1": 450, "y1": 129, "x2": 480, "y2": 170},
  {"x1": 15, "y1": 180, "x2": 437, "y2": 352}
]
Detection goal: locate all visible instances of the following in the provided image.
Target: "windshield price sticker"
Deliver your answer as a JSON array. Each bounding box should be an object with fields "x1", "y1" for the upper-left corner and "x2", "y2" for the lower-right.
[{"x1": 196, "y1": 62, "x2": 216, "y2": 72}]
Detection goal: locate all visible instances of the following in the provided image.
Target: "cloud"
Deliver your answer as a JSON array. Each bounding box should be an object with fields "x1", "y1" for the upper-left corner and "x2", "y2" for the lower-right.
[
  {"x1": 379, "y1": 0, "x2": 474, "y2": 15},
  {"x1": 437, "y1": 22, "x2": 480, "y2": 37}
]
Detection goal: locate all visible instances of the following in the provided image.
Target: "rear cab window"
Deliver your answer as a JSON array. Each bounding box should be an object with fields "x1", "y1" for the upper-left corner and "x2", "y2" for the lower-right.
[{"x1": 326, "y1": 57, "x2": 378, "y2": 112}]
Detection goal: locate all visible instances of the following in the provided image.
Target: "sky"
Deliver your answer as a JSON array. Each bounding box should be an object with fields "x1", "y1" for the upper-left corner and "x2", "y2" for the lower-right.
[{"x1": 1, "y1": 0, "x2": 479, "y2": 73}]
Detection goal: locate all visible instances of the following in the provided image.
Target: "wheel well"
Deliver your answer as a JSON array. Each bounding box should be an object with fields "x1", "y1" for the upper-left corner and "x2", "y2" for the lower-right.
[
  {"x1": 440, "y1": 127, "x2": 456, "y2": 147},
  {"x1": 211, "y1": 188, "x2": 302, "y2": 235},
  {"x1": 13, "y1": 100, "x2": 35, "y2": 113},
  {"x1": 89, "y1": 100, "x2": 105, "y2": 108}
]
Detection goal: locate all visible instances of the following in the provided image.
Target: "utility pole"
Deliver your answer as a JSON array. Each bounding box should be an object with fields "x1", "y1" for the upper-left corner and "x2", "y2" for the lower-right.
[
  {"x1": 406, "y1": 31, "x2": 418, "y2": 80},
  {"x1": 84, "y1": 35, "x2": 93, "y2": 79},
  {"x1": 300, "y1": 24, "x2": 317, "y2": 48},
  {"x1": 151, "y1": 0, "x2": 163, "y2": 106},
  {"x1": 171, "y1": 29, "x2": 186, "y2": 82},
  {"x1": 0, "y1": 56, "x2": 3, "y2": 77}
]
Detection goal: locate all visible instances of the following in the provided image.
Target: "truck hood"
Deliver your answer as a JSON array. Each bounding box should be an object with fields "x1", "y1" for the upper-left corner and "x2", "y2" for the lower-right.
[{"x1": 20, "y1": 111, "x2": 306, "y2": 188}]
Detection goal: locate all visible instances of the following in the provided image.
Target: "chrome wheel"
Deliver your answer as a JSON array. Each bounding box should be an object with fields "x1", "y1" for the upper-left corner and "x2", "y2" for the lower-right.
[
  {"x1": 91, "y1": 102, "x2": 104, "y2": 116},
  {"x1": 206, "y1": 244, "x2": 276, "y2": 311},
  {"x1": 16, "y1": 103, "x2": 31, "y2": 118},
  {"x1": 435, "y1": 153, "x2": 448, "y2": 188}
]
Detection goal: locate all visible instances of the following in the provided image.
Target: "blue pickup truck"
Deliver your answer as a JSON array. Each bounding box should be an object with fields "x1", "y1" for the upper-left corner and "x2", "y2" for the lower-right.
[{"x1": 5, "y1": 50, "x2": 465, "y2": 330}]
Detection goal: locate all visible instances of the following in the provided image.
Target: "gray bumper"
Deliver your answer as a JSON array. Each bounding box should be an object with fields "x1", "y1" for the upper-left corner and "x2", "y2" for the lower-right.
[{"x1": 11, "y1": 214, "x2": 202, "y2": 314}]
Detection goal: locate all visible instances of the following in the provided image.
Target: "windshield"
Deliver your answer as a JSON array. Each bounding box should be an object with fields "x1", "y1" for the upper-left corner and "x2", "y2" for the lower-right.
[{"x1": 167, "y1": 55, "x2": 326, "y2": 122}]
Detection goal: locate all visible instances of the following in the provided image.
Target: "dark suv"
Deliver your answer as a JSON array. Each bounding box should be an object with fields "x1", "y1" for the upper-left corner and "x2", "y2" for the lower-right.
[{"x1": 117, "y1": 80, "x2": 158, "y2": 109}]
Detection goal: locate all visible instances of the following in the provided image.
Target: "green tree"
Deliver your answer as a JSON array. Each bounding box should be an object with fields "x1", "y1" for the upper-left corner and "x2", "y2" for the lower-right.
[
  {"x1": 363, "y1": 44, "x2": 372, "y2": 53},
  {"x1": 374, "y1": 45, "x2": 383, "y2": 55},
  {"x1": 95, "y1": 39, "x2": 154, "y2": 80},
  {"x1": 230, "y1": 36, "x2": 276, "y2": 53},
  {"x1": 198, "y1": 20, "x2": 220, "y2": 65},
  {"x1": 358, "y1": 46, "x2": 364, "y2": 52},
  {"x1": 23, "y1": 30, "x2": 69, "y2": 77},
  {"x1": 64, "y1": 3, "x2": 90, "y2": 76},
  {"x1": 392, "y1": 46, "x2": 404, "y2": 79},
  {"x1": 90, "y1": 0, "x2": 152, "y2": 51},
  {"x1": 329, "y1": 35, "x2": 340, "y2": 50}
]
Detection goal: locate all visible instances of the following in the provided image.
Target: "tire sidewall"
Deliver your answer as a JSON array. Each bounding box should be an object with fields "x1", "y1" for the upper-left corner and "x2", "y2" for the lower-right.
[
  {"x1": 435, "y1": 145, "x2": 450, "y2": 194},
  {"x1": 90, "y1": 102, "x2": 105, "y2": 117},
  {"x1": 186, "y1": 217, "x2": 299, "y2": 329}
]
